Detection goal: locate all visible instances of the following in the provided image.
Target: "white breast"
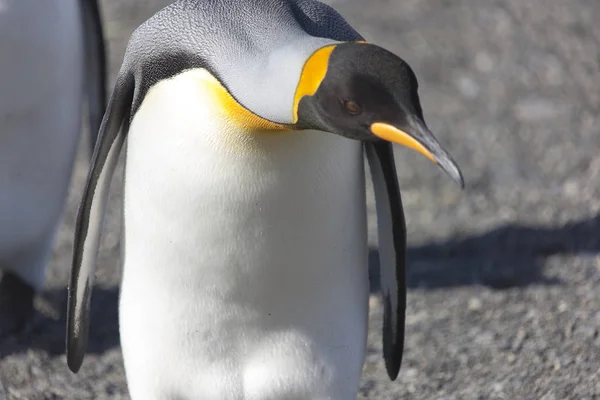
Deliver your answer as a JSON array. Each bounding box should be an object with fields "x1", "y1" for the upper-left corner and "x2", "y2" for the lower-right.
[
  {"x1": 120, "y1": 69, "x2": 370, "y2": 400},
  {"x1": 0, "y1": 0, "x2": 84, "y2": 287}
]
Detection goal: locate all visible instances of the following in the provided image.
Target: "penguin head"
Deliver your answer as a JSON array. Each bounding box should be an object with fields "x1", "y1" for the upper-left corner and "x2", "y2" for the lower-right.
[{"x1": 294, "y1": 42, "x2": 463, "y2": 187}]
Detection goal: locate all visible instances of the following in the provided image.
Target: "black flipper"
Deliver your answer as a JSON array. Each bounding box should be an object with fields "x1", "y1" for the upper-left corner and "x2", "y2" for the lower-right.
[
  {"x1": 365, "y1": 141, "x2": 407, "y2": 381},
  {"x1": 66, "y1": 72, "x2": 133, "y2": 373},
  {"x1": 80, "y1": 0, "x2": 107, "y2": 153}
]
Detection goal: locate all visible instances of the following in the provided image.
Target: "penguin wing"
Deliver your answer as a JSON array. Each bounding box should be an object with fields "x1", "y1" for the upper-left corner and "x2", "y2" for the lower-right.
[
  {"x1": 66, "y1": 71, "x2": 133, "y2": 373},
  {"x1": 80, "y1": 0, "x2": 107, "y2": 153},
  {"x1": 293, "y1": 0, "x2": 407, "y2": 381},
  {"x1": 365, "y1": 141, "x2": 407, "y2": 381}
]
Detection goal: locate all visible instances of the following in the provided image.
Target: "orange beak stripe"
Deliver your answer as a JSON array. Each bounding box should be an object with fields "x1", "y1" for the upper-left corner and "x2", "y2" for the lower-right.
[{"x1": 370, "y1": 122, "x2": 437, "y2": 163}]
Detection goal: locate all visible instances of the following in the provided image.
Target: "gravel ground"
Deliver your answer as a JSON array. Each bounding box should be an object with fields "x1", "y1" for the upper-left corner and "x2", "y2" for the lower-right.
[{"x1": 1, "y1": 0, "x2": 599, "y2": 399}]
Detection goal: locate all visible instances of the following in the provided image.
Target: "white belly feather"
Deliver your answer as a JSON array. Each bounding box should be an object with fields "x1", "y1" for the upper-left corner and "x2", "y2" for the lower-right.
[
  {"x1": 0, "y1": 0, "x2": 84, "y2": 287},
  {"x1": 120, "y1": 69, "x2": 369, "y2": 400}
]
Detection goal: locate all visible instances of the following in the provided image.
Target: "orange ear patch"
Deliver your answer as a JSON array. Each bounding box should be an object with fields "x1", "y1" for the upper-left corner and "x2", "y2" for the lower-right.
[{"x1": 292, "y1": 45, "x2": 337, "y2": 123}]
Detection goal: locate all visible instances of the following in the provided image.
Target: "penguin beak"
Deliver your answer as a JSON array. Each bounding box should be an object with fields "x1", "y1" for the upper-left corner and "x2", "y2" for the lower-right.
[{"x1": 370, "y1": 117, "x2": 464, "y2": 188}]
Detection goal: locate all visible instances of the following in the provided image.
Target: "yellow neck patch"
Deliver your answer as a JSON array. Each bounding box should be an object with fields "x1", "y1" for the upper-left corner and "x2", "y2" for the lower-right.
[
  {"x1": 292, "y1": 45, "x2": 337, "y2": 123},
  {"x1": 197, "y1": 69, "x2": 288, "y2": 132},
  {"x1": 292, "y1": 41, "x2": 369, "y2": 124}
]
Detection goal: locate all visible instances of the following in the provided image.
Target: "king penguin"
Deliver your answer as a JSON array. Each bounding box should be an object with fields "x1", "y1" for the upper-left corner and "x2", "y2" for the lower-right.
[
  {"x1": 0, "y1": 0, "x2": 106, "y2": 337},
  {"x1": 66, "y1": 0, "x2": 463, "y2": 398}
]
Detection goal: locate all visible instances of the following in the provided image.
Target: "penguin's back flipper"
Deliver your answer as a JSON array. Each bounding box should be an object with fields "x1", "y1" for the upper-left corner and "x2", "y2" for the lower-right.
[
  {"x1": 66, "y1": 71, "x2": 133, "y2": 374},
  {"x1": 365, "y1": 141, "x2": 407, "y2": 381},
  {"x1": 292, "y1": 0, "x2": 365, "y2": 42},
  {"x1": 80, "y1": 0, "x2": 107, "y2": 152}
]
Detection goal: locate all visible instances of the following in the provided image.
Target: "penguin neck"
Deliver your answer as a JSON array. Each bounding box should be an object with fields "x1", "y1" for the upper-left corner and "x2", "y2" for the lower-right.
[{"x1": 217, "y1": 35, "x2": 339, "y2": 126}]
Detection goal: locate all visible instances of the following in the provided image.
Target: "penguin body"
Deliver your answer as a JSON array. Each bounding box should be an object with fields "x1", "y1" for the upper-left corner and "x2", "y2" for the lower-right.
[
  {"x1": 121, "y1": 69, "x2": 369, "y2": 399},
  {"x1": 67, "y1": 1, "x2": 463, "y2": 398},
  {"x1": 0, "y1": 0, "x2": 106, "y2": 336}
]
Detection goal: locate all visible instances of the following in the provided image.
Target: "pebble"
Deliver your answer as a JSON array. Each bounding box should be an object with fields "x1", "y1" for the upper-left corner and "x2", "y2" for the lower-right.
[{"x1": 468, "y1": 297, "x2": 483, "y2": 311}]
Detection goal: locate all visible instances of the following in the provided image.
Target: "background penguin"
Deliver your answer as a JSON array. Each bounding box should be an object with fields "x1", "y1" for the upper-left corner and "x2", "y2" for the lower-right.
[
  {"x1": 66, "y1": 0, "x2": 463, "y2": 398},
  {"x1": 0, "y1": 0, "x2": 106, "y2": 337}
]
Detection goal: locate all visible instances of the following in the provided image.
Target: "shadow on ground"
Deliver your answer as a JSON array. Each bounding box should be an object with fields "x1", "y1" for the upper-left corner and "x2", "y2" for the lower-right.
[
  {"x1": 369, "y1": 213, "x2": 600, "y2": 292},
  {"x1": 0, "y1": 286, "x2": 119, "y2": 358},
  {"x1": 3, "y1": 213, "x2": 600, "y2": 358}
]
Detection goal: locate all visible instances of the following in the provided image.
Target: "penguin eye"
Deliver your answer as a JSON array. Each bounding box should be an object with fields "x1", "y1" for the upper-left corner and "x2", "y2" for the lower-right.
[{"x1": 343, "y1": 100, "x2": 362, "y2": 116}]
